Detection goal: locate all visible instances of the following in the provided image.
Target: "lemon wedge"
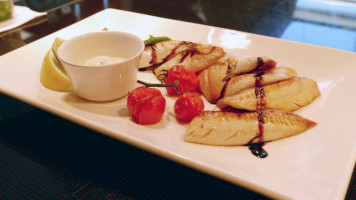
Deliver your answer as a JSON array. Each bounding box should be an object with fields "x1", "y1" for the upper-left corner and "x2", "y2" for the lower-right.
[
  {"x1": 40, "y1": 38, "x2": 72, "y2": 92},
  {"x1": 51, "y1": 37, "x2": 65, "y2": 62}
]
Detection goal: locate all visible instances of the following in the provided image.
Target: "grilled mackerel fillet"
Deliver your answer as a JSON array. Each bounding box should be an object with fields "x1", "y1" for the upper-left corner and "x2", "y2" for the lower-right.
[
  {"x1": 198, "y1": 58, "x2": 230, "y2": 103},
  {"x1": 184, "y1": 109, "x2": 317, "y2": 146},
  {"x1": 154, "y1": 44, "x2": 225, "y2": 81},
  {"x1": 217, "y1": 77, "x2": 320, "y2": 111},
  {"x1": 224, "y1": 67, "x2": 298, "y2": 97},
  {"x1": 139, "y1": 40, "x2": 195, "y2": 68},
  {"x1": 229, "y1": 56, "x2": 277, "y2": 76}
]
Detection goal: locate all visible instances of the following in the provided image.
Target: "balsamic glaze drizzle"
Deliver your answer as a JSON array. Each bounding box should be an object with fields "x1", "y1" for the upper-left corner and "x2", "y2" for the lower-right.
[
  {"x1": 165, "y1": 41, "x2": 191, "y2": 63},
  {"x1": 149, "y1": 41, "x2": 193, "y2": 66},
  {"x1": 256, "y1": 57, "x2": 264, "y2": 68},
  {"x1": 179, "y1": 46, "x2": 216, "y2": 63},
  {"x1": 249, "y1": 143, "x2": 268, "y2": 158},
  {"x1": 179, "y1": 50, "x2": 192, "y2": 63},
  {"x1": 248, "y1": 71, "x2": 268, "y2": 158}
]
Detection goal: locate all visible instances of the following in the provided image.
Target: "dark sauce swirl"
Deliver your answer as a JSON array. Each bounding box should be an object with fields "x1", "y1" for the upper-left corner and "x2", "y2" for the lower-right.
[{"x1": 249, "y1": 143, "x2": 268, "y2": 158}]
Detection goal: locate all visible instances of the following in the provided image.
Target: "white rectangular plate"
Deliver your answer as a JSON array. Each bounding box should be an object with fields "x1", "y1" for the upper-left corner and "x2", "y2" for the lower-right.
[{"x1": 1, "y1": 9, "x2": 356, "y2": 200}]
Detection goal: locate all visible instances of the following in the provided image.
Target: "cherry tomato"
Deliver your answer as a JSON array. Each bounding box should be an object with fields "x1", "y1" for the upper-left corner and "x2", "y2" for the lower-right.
[
  {"x1": 165, "y1": 65, "x2": 199, "y2": 95},
  {"x1": 127, "y1": 86, "x2": 166, "y2": 125},
  {"x1": 174, "y1": 92, "x2": 204, "y2": 122}
]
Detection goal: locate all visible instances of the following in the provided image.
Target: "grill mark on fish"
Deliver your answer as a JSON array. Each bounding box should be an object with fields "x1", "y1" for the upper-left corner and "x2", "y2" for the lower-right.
[
  {"x1": 223, "y1": 131, "x2": 239, "y2": 143},
  {"x1": 200, "y1": 129, "x2": 214, "y2": 140},
  {"x1": 293, "y1": 102, "x2": 302, "y2": 107},
  {"x1": 218, "y1": 63, "x2": 232, "y2": 103},
  {"x1": 163, "y1": 41, "x2": 192, "y2": 63},
  {"x1": 149, "y1": 46, "x2": 157, "y2": 65},
  {"x1": 179, "y1": 46, "x2": 216, "y2": 63}
]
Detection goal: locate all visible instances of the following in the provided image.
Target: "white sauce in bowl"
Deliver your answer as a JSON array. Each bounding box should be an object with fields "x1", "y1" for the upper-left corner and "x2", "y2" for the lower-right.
[{"x1": 86, "y1": 56, "x2": 126, "y2": 66}]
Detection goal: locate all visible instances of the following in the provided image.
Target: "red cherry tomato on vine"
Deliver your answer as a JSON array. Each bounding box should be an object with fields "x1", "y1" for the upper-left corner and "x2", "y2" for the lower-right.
[
  {"x1": 174, "y1": 92, "x2": 204, "y2": 122},
  {"x1": 165, "y1": 65, "x2": 199, "y2": 95},
  {"x1": 127, "y1": 86, "x2": 166, "y2": 125}
]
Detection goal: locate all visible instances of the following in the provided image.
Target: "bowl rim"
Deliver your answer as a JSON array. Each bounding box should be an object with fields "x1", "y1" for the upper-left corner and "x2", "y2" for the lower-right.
[{"x1": 57, "y1": 31, "x2": 145, "y2": 68}]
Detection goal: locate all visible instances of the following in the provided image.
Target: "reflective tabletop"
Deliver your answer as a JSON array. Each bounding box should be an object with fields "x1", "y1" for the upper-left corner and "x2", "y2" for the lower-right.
[{"x1": 1, "y1": 0, "x2": 356, "y2": 199}]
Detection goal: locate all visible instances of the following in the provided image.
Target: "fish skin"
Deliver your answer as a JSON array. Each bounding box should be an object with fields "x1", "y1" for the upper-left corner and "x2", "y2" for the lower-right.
[
  {"x1": 229, "y1": 56, "x2": 277, "y2": 76},
  {"x1": 154, "y1": 44, "x2": 225, "y2": 81},
  {"x1": 216, "y1": 77, "x2": 320, "y2": 111},
  {"x1": 224, "y1": 67, "x2": 298, "y2": 97},
  {"x1": 139, "y1": 40, "x2": 195, "y2": 68},
  {"x1": 184, "y1": 109, "x2": 317, "y2": 146}
]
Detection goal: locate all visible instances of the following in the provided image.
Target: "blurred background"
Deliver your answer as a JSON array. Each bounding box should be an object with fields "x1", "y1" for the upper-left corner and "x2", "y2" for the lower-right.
[{"x1": 12, "y1": 0, "x2": 356, "y2": 52}]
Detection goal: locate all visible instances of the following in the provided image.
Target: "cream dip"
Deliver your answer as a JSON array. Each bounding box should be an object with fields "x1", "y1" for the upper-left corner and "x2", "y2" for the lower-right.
[{"x1": 85, "y1": 56, "x2": 126, "y2": 66}]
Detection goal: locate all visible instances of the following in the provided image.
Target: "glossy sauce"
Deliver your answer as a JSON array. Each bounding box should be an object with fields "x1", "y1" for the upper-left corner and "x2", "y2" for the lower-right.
[
  {"x1": 248, "y1": 71, "x2": 268, "y2": 158},
  {"x1": 249, "y1": 143, "x2": 268, "y2": 158}
]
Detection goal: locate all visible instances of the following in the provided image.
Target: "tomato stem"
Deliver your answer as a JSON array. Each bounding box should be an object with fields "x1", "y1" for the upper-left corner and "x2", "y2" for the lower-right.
[{"x1": 137, "y1": 80, "x2": 180, "y2": 95}]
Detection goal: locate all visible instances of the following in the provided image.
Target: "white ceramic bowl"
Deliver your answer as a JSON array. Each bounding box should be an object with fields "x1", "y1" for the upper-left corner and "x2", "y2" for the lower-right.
[{"x1": 57, "y1": 31, "x2": 144, "y2": 101}]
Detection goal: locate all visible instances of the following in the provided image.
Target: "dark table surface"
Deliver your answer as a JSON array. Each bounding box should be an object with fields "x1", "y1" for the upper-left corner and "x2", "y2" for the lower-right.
[{"x1": 1, "y1": 0, "x2": 356, "y2": 199}]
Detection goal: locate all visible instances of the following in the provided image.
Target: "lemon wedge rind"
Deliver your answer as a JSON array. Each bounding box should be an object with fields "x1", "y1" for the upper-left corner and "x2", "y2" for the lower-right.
[{"x1": 40, "y1": 49, "x2": 72, "y2": 92}]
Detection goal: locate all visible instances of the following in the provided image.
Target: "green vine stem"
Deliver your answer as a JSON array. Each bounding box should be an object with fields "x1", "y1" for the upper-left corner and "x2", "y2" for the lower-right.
[{"x1": 137, "y1": 80, "x2": 180, "y2": 95}]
